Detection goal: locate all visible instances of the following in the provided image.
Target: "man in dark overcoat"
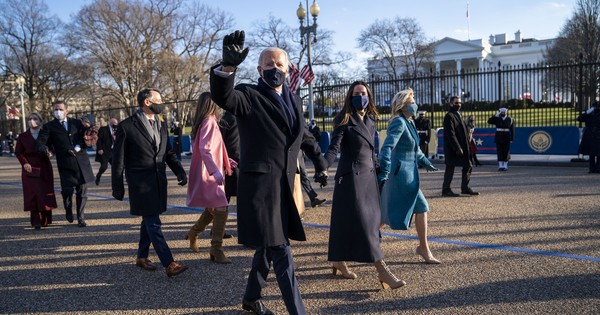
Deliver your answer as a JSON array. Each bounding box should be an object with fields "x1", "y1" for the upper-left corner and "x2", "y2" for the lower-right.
[
  {"x1": 210, "y1": 31, "x2": 327, "y2": 315},
  {"x1": 577, "y1": 102, "x2": 600, "y2": 173},
  {"x1": 95, "y1": 117, "x2": 118, "y2": 185},
  {"x1": 442, "y1": 96, "x2": 479, "y2": 197},
  {"x1": 487, "y1": 108, "x2": 515, "y2": 171},
  {"x1": 111, "y1": 88, "x2": 188, "y2": 277},
  {"x1": 414, "y1": 110, "x2": 431, "y2": 158},
  {"x1": 37, "y1": 101, "x2": 95, "y2": 227}
]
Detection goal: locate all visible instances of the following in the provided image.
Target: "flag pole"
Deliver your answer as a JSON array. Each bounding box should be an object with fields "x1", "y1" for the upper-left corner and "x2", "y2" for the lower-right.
[{"x1": 466, "y1": 1, "x2": 470, "y2": 41}]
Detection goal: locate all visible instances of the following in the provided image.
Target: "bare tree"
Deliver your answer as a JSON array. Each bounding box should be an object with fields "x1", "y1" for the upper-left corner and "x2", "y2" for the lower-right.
[
  {"x1": 67, "y1": 0, "x2": 182, "y2": 115},
  {"x1": 0, "y1": 0, "x2": 66, "y2": 114},
  {"x1": 545, "y1": 0, "x2": 600, "y2": 106},
  {"x1": 358, "y1": 17, "x2": 435, "y2": 82}
]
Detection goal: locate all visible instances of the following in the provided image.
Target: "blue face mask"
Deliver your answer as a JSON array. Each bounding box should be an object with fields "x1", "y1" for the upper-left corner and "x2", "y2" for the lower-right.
[
  {"x1": 351, "y1": 95, "x2": 369, "y2": 110},
  {"x1": 405, "y1": 103, "x2": 418, "y2": 116}
]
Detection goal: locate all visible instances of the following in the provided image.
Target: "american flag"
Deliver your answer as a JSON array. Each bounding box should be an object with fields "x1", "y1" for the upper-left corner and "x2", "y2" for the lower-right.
[
  {"x1": 300, "y1": 65, "x2": 315, "y2": 86},
  {"x1": 289, "y1": 63, "x2": 300, "y2": 93},
  {"x1": 7, "y1": 106, "x2": 20, "y2": 120}
]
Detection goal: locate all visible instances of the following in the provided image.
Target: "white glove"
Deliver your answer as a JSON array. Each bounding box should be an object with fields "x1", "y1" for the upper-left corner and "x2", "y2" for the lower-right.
[
  {"x1": 586, "y1": 107, "x2": 595, "y2": 114},
  {"x1": 495, "y1": 112, "x2": 500, "y2": 117},
  {"x1": 74, "y1": 145, "x2": 81, "y2": 152}
]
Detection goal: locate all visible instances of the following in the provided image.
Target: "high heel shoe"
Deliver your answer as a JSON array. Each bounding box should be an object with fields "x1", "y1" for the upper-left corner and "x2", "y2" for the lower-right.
[
  {"x1": 416, "y1": 246, "x2": 441, "y2": 264},
  {"x1": 332, "y1": 261, "x2": 357, "y2": 279},
  {"x1": 374, "y1": 260, "x2": 405, "y2": 289}
]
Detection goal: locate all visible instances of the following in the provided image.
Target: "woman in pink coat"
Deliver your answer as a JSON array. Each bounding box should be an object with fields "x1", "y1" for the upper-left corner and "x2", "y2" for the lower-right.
[{"x1": 186, "y1": 92, "x2": 233, "y2": 264}]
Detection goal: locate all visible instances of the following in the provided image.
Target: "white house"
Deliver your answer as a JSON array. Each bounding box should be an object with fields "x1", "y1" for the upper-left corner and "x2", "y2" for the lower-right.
[{"x1": 367, "y1": 31, "x2": 557, "y2": 103}]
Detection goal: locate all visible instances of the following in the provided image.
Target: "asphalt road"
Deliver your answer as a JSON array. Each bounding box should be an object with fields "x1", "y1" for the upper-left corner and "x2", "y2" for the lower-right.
[{"x1": 0, "y1": 155, "x2": 599, "y2": 314}]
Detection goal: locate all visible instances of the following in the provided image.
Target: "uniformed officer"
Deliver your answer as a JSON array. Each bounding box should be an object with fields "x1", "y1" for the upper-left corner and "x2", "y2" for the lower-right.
[
  {"x1": 487, "y1": 108, "x2": 515, "y2": 171},
  {"x1": 414, "y1": 110, "x2": 431, "y2": 158}
]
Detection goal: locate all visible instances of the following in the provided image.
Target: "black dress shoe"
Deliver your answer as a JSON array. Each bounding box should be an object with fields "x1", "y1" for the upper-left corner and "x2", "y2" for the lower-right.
[
  {"x1": 310, "y1": 197, "x2": 326, "y2": 208},
  {"x1": 441, "y1": 190, "x2": 460, "y2": 197},
  {"x1": 78, "y1": 220, "x2": 87, "y2": 227},
  {"x1": 66, "y1": 214, "x2": 74, "y2": 223},
  {"x1": 242, "y1": 299, "x2": 274, "y2": 315},
  {"x1": 461, "y1": 189, "x2": 480, "y2": 196},
  {"x1": 95, "y1": 176, "x2": 100, "y2": 185}
]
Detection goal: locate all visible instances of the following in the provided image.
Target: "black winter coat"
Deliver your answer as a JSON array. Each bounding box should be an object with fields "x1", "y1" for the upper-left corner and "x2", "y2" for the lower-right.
[
  {"x1": 111, "y1": 112, "x2": 185, "y2": 216},
  {"x1": 37, "y1": 118, "x2": 95, "y2": 188},
  {"x1": 577, "y1": 110, "x2": 600, "y2": 156},
  {"x1": 95, "y1": 125, "x2": 114, "y2": 163},
  {"x1": 324, "y1": 113, "x2": 383, "y2": 263},
  {"x1": 443, "y1": 109, "x2": 471, "y2": 167},
  {"x1": 210, "y1": 67, "x2": 327, "y2": 247},
  {"x1": 219, "y1": 111, "x2": 240, "y2": 198}
]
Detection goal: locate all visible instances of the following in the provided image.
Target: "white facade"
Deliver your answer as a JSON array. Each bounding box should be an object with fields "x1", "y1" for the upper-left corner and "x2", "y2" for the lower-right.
[{"x1": 367, "y1": 31, "x2": 557, "y2": 103}]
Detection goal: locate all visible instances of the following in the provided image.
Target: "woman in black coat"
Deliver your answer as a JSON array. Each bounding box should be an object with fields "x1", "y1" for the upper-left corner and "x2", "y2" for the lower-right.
[
  {"x1": 324, "y1": 81, "x2": 405, "y2": 290},
  {"x1": 577, "y1": 102, "x2": 600, "y2": 173}
]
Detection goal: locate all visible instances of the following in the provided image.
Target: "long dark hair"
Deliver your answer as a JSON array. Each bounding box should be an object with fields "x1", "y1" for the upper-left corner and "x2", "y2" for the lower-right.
[
  {"x1": 335, "y1": 80, "x2": 379, "y2": 127},
  {"x1": 190, "y1": 92, "x2": 220, "y2": 140}
]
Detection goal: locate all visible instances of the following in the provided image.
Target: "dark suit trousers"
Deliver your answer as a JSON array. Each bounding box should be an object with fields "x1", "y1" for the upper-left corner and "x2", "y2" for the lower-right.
[
  {"x1": 137, "y1": 215, "x2": 174, "y2": 267},
  {"x1": 61, "y1": 184, "x2": 88, "y2": 220},
  {"x1": 244, "y1": 244, "x2": 306, "y2": 315},
  {"x1": 443, "y1": 162, "x2": 472, "y2": 191}
]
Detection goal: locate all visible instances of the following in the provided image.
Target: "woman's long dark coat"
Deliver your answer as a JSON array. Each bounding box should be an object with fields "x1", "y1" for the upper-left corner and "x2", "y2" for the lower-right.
[
  {"x1": 324, "y1": 113, "x2": 383, "y2": 263},
  {"x1": 577, "y1": 110, "x2": 600, "y2": 156}
]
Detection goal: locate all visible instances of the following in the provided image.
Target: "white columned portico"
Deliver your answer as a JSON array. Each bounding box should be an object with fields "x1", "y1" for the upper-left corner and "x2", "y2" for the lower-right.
[
  {"x1": 455, "y1": 59, "x2": 462, "y2": 97},
  {"x1": 479, "y1": 57, "x2": 486, "y2": 101}
]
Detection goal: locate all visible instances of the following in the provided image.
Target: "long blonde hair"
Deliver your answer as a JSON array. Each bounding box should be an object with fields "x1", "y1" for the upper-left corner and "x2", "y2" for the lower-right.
[
  {"x1": 390, "y1": 88, "x2": 414, "y2": 118},
  {"x1": 191, "y1": 92, "x2": 221, "y2": 141}
]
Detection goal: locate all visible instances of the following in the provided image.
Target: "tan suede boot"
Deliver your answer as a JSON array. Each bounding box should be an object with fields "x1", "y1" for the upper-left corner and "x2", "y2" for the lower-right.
[
  {"x1": 184, "y1": 211, "x2": 213, "y2": 253},
  {"x1": 374, "y1": 260, "x2": 406, "y2": 289},
  {"x1": 209, "y1": 210, "x2": 231, "y2": 264}
]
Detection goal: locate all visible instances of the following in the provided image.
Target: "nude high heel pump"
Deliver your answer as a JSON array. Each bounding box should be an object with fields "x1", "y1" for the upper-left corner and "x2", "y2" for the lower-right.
[
  {"x1": 374, "y1": 260, "x2": 406, "y2": 290},
  {"x1": 332, "y1": 261, "x2": 357, "y2": 279},
  {"x1": 416, "y1": 246, "x2": 441, "y2": 264}
]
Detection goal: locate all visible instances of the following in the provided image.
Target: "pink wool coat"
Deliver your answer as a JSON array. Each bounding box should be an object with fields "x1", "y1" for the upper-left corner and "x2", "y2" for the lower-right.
[{"x1": 186, "y1": 116, "x2": 232, "y2": 208}]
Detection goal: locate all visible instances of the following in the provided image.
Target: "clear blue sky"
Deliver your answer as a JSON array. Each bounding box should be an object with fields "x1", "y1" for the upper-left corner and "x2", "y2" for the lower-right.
[{"x1": 46, "y1": 0, "x2": 576, "y2": 62}]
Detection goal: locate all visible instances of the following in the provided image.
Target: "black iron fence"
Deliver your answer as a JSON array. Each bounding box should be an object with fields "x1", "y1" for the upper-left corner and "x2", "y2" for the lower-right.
[{"x1": 307, "y1": 60, "x2": 600, "y2": 132}]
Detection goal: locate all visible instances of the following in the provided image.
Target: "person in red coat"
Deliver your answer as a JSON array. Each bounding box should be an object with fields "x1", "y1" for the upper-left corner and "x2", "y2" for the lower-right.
[{"x1": 15, "y1": 112, "x2": 58, "y2": 229}]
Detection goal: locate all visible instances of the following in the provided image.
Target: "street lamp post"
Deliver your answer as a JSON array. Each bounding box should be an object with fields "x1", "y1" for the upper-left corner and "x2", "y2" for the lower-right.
[
  {"x1": 15, "y1": 76, "x2": 26, "y2": 133},
  {"x1": 296, "y1": 0, "x2": 320, "y2": 122}
]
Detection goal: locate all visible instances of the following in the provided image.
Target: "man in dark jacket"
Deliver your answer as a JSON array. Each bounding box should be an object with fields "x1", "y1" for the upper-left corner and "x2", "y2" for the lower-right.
[
  {"x1": 210, "y1": 30, "x2": 327, "y2": 315},
  {"x1": 95, "y1": 117, "x2": 119, "y2": 185},
  {"x1": 488, "y1": 108, "x2": 515, "y2": 171},
  {"x1": 577, "y1": 102, "x2": 600, "y2": 173},
  {"x1": 442, "y1": 96, "x2": 479, "y2": 197},
  {"x1": 37, "y1": 101, "x2": 95, "y2": 227},
  {"x1": 414, "y1": 110, "x2": 431, "y2": 158},
  {"x1": 111, "y1": 88, "x2": 188, "y2": 277}
]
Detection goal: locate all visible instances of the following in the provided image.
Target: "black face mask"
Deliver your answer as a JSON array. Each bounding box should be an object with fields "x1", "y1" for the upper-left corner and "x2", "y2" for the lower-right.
[
  {"x1": 261, "y1": 68, "x2": 286, "y2": 88},
  {"x1": 149, "y1": 103, "x2": 166, "y2": 114}
]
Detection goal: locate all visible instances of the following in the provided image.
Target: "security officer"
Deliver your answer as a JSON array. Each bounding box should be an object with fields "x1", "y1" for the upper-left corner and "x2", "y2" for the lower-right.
[
  {"x1": 487, "y1": 108, "x2": 515, "y2": 171},
  {"x1": 414, "y1": 110, "x2": 431, "y2": 158}
]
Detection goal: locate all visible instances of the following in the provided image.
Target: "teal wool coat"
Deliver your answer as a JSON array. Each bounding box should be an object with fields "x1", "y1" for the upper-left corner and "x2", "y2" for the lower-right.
[{"x1": 379, "y1": 115, "x2": 434, "y2": 230}]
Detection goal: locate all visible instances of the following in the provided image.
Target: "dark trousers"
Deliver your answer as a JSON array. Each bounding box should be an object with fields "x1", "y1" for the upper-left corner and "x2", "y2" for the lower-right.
[
  {"x1": 96, "y1": 160, "x2": 111, "y2": 179},
  {"x1": 137, "y1": 215, "x2": 174, "y2": 267},
  {"x1": 300, "y1": 165, "x2": 317, "y2": 202},
  {"x1": 30, "y1": 210, "x2": 52, "y2": 227},
  {"x1": 496, "y1": 142, "x2": 511, "y2": 162},
  {"x1": 244, "y1": 244, "x2": 306, "y2": 315},
  {"x1": 443, "y1": 162, "x2": 472, "y2": 191},
  {"x1": 589, "y1": 155, "x2": 599, "y2": 172},
  {"x1": 61, "y1": 184, "x2": 88, "y2": 221}
]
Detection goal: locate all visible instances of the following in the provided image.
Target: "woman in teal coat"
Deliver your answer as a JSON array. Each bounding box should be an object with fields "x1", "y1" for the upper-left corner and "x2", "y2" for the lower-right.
[{"x1": 377, "y1": 88, "x2": 441, "y2": 264}]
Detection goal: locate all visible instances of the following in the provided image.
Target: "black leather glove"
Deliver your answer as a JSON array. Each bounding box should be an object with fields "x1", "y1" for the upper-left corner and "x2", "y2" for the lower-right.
[
  {"x1": 177, "y1": 172, "x2": 188, "y2": 186},
  {"x1": 222, "y1": 30, "x2": 249, "y2": 67},
  {"x1": 455, "y1": 148, "x2": 464, "y2": 157},
  {"x1": 313, "y1": 171, "x2": 328, "y2": 188},
  {"x1": 112, "y1": 189, "x2": 124, "y2": 201}
]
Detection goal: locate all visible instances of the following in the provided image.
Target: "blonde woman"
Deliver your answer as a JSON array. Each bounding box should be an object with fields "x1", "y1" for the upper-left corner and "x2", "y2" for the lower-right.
[
  {"x1": 378, "y1": 88, "x2": 441, "y2": 264},
  {"x1": 185, "y1": 92, "x2": 234, "y2": 264}
]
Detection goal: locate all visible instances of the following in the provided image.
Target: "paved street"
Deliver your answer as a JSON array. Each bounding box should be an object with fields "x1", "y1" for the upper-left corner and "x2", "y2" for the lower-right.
[{"x1": 0, "y1": 155, "x2": 599, "y2": 314}]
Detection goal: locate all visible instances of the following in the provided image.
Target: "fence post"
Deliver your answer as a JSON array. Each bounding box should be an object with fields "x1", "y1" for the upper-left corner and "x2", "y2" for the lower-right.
[
  {"x1": 578, "y1": 53, "x2": 584, "y2": 117},
  {"x1": 429, "y1": 68, "x2": 435, "y2": 129},
  {"x1": 497, "y1": 61, "x2": 502, "y2": 103}
]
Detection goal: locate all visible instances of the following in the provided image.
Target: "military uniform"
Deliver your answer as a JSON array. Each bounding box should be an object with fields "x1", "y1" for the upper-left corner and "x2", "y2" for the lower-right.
[
  {"x1": 414, "y1": 112, "x2": 431, "y2": 158},
  {"x1": 487, "y1": 108, "x2": 515, "y2": 171}
]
